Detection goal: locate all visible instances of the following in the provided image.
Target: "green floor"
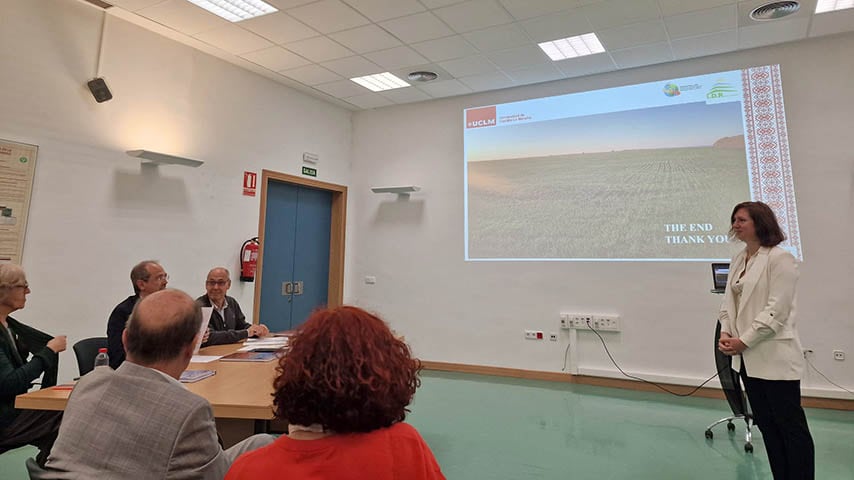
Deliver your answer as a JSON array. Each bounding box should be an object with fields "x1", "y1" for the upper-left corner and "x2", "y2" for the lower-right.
[
  {"x1": 407, "y1": 371, "x2": 854, "y2": 480},
  {"x1": 3, "y1": 371, "x2": 852, "y2": 479}
]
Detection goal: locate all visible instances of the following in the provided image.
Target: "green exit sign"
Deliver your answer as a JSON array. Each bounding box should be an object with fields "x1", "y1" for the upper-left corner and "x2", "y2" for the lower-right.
[{"x1": 301, "y1": 166, "x2": 317, "y2": 177}]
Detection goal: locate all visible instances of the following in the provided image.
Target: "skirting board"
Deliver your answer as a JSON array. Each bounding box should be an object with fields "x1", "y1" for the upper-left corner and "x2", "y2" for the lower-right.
[{"x1": 420, "y1": 361, "x2": 854, "y2": 411}]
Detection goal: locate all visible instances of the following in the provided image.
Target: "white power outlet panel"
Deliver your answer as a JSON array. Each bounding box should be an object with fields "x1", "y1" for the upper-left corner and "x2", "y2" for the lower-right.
[{"x1": 560, "y1": 313, "x2": 620, "y2": 332}]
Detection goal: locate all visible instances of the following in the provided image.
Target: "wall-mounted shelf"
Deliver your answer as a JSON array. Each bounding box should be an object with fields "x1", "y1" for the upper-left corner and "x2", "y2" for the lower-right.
[
  {"x1": 370, "y1": 186, "x2": 420, "y2": 194},
  {"x1": 126, "y1": 150, "x2": 204, "y2": 167}
]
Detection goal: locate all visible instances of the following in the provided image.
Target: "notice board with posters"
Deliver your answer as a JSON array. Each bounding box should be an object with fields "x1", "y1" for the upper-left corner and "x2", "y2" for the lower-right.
[{"x1": 0, "y1": 139, "x2": 37, "y2": 264}]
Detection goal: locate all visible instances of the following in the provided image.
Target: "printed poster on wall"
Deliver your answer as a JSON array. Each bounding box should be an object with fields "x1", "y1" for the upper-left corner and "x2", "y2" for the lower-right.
[{"x1": 0, "y1": 139, "x2": 37, "y2": 264}]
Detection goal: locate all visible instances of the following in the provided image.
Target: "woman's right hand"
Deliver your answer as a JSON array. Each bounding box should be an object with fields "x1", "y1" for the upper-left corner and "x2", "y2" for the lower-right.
[{"x1": 47, "y1": 335, "x2": 67, "y2": 353}]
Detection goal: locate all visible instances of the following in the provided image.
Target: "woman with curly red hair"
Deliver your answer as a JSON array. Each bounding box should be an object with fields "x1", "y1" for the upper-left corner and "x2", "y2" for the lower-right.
[{"x1": 225, "y1": 305, "x2": 445, "y2": 480}]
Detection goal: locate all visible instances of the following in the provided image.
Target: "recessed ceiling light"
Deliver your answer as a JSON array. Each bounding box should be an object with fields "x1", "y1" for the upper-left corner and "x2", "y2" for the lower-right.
[
  {"x1": 185, "y1": 0, "x2": 277, "y2": 22},
  {"x1": 538, "y1": 33, "x2": 605, "y2": 62},
  {"x1": 750, "y1": 1, "x2": 800, "y2": 20},
  {"x1": 350, "y1": 72, "x2": 410, "y2": 92},
  {"x1": 815, "y1": 0, "x2": 854, "y2": 13},
  {"x1": 407, "y1": 71, "x2": 438, "y2": 82}
]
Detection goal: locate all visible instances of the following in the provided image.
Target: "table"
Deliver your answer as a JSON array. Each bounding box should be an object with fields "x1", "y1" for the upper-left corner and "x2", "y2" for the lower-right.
[{"x1": 15, "y1": 344, "x2": 280, "y2": 446}]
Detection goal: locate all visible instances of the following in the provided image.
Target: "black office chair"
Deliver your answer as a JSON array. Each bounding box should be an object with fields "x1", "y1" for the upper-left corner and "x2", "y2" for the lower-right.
[
  {"x1": 705, "y1": 321, "x2": 754, "y2": 453},
  {"x1": 72, "y1": 337, "x2": 108, "y2": 377}
]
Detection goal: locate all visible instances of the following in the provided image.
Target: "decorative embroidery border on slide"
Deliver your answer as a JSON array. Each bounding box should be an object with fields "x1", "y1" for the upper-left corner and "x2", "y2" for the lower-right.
[{"x1": 741, "y1": 64, "x2": 802, "y2": 260}]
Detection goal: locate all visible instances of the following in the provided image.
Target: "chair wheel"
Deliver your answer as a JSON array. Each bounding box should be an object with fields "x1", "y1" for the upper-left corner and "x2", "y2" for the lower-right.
[
  {"x1": 727, "y1": 422, "x2": 735, "y2": 431},
  {"x1": 745, "y1": 443, "x2": 753, "y2": 453},
  {"x1": 705, "y1": 430, "x2": 713, "y2": 439}
]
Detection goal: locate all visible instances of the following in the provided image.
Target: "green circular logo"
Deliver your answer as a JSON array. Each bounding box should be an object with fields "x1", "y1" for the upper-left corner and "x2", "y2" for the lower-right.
[{"x1": 19, "y1": 157, "x2": 28, "y2": 163}]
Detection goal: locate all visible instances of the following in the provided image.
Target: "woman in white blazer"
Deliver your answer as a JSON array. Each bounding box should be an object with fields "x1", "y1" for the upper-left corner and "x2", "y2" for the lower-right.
[{"x1": 718, "y1": 201, "x2": 814, "y2": 480}]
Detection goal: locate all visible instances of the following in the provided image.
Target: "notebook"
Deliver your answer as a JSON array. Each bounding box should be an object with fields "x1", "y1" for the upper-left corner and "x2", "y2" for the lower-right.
[
  {"x1": 219, "y1": 351, "x2": 277, "y2": 362},
  {"x1": 180, "y1": 370, "x2": 216, "y2": 383},
  {"x1": 711, "y1": 262, "x2": 730, "y2": 294}
]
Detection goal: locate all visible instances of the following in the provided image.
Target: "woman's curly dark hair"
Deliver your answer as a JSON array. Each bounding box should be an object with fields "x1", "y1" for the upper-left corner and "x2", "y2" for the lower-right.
[{"x1": 272, "y1": 306, "x2": 421, "y2": 433}]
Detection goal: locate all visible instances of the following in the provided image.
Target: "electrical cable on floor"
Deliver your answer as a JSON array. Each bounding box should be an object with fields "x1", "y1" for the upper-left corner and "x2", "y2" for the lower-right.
[
  {"x1": 805, "y1": 357, "x2": 854, "y2": 396},
  {"x1": 561, "y1": 341, "x2": 571, "y2": 371},
  {"x1": 586, "y1": 319, "x2": 730, "y2": 397}
]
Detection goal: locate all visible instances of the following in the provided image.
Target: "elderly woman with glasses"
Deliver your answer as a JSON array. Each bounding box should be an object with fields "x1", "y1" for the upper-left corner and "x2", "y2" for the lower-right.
[
  {"x1": 226, "y1": 306, "x2": 445, "y2": 480},
  {"x1": 0, "y1": 264, "x2": 66, "y2": 466}
]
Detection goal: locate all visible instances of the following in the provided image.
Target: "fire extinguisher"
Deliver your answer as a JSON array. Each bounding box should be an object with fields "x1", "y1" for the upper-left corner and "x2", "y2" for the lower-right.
[{"x1": 240, "y1": 237, "x2": 260, "y2": 282}]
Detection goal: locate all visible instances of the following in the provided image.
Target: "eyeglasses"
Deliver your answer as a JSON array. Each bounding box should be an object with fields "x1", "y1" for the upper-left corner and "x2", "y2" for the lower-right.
[
  {"x1": 11, "y1": 283, "x2": 29, "y2": 289},
  {"x1": 206, "y1": 280, "x2": 228, "y2": 286},
  {"x1": 153, "y1": 274, "x2": 169, "y2": 281}
]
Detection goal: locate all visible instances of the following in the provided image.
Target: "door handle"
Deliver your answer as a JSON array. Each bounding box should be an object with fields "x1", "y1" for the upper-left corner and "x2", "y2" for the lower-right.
[
  {"x1": 293, "y1": 281, "x2": 303, "y2": 295},
  {"x1": 282, "y1": 282, "x2": 293, "y2": 295}
]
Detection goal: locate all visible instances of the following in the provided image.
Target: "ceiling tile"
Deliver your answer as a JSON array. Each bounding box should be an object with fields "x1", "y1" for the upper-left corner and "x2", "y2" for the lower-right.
[
  {"x1": 520, "y1": 9, "x2": 593, "y2": 43},
  {"x1": 343, "y1": 93, "x2": 395, "y2": 109},
  {"x1": 420, "y1": 0, "x2": 468, "y2": 7},
  {"x1": 411, "y1": 35, "x2": 477, "y2": 62},
  {"x1": 458, "y1": 71, "x2": 515, "y2": 91},
  {"x1": 379, "y1": 12, "x2": 456, "y2": 43},
  {"x1": 341, "y1": 0, "x2": 426, "y2": 22},
  {"x1": 609, "y1": 42, "x2": 674, "y2": 69},
  {"x1": 136, "y1": 0, "x2": 230, "y2": 35},
  {"x1": 241, "y1": 46, "x2": 311, "y2": 71},
  {"x1": 438, "y1": 54, "x2": 498, "y2": 77},
  {"x1": 504, "y1": 63, "x2": 564, "y2": 85},
  {"x1": 287, "y1": 0, "x2": 370, "y2": 34},
  {"x1": 499, "y1": 0, "x2": 580, "y2": 20},
  {"x1": 463, "y1": 23, "x2": 531, "y2": 52},
  {"x1": 266, "y1": 0, "x2": 316, "y2": 7},
  {"x1": 320, "y1": 56, "x2": 383, "y2": 78},
  {"x1": 809, "y1": 9, "x2": 854, "y2": 38},
  {"x1": 657, "y1": 0, "x2": 734, "y2": 16},
  {"x1": 281, "y1": 64, "x2": 343, "y2": 85},
  {"x1": 417, "y1": 79, "x2": 473, "y2": 97},
  {"x1": 670, "y1": 30, "x2": 738, "y2": 60},
  {"x1": 329, "y1": 25, "x2": 402, "y2": 53},
  {"x1": 581, "y1": 0, "x2": 661, "y2": 30},
  {"x1": 284, "y1": 36, "x2": 354, "y2": 62},
  {"x1": 738, "y1": 17, "x2": 810, "y2": 49},
  {"x1": 486, "y1": 44, "x2": 550, "y2": 70},
  {"x1": 664, "y1": 4, "x2": 737, "y2": 39},
  {"x1": 363, "y1": 46, "x2": 430, "y2": 70},
  {"x1": 597, "y1": 19, "x2": 668, "y2": 50},
  {"x1": 108, "y1": 0, "x2": 165, "y2": 11},
  {"x1": 434, "y1": 0, "x2": 514, "y2": 33},
  {"x1": 316, "y1": 79, "x2": 371, "y2": 97},
  {"x1": 554, "y1": 52, "x2": 617, "y2": 77},
  {"x1": 194, "y1": 24, "x2": 274, "y2": 55},
  {"x1": 240, "y1": 13, "x2": 318, "y2": 45},
  {"x1": 379, "y1": 87, "x2": 432, "y2": 103}
]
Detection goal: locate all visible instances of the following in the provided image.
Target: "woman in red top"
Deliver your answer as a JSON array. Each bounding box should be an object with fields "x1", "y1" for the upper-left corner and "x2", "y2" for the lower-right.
[{"x1": 226, "y1": 306, "x2": 445, "y2": 480}]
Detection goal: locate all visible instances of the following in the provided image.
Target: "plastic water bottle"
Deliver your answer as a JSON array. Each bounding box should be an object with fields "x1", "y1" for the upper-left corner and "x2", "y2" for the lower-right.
[{"x1": 94, "y1": 348, "x2": 110, "y2": 369}]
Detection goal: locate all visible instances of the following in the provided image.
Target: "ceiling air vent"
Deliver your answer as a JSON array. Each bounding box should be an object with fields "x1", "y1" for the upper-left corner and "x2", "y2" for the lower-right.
[{"x1": 750, "y1": 1, "x2": 800, "y2": 20}]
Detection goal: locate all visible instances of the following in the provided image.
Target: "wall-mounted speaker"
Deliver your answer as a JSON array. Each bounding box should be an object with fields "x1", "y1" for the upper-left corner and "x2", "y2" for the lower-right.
[{"x1": 87, "y1": 77, "x2": 112, "y2": 103}]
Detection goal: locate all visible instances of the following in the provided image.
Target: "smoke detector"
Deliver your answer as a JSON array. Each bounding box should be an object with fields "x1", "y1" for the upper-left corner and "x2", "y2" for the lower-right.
[{"x1": 750, "y1": 1, "x2": 800, "y2": 21}]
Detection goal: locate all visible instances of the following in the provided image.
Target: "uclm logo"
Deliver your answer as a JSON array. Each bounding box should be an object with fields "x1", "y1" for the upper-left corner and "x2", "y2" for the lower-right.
[{"x1": 466, "y1": 106, "x2": 496, "y2": 128}]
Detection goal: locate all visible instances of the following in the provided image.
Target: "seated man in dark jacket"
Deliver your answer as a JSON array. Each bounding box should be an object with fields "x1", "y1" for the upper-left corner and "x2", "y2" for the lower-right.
[{"x1": 198, "y1": 267, "x2": 268, "y2": 346}]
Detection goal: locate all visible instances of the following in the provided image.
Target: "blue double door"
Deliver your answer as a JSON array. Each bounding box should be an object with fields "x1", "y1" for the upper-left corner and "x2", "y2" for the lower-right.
[{"x1": 259, "y1": 180, "x2": 332, "y2": 331}]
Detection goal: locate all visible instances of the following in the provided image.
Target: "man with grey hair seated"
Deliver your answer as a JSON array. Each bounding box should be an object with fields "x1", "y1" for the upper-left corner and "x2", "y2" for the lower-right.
[{"x1": 43, "y1": 289, "x2": 273, "y2": 479}]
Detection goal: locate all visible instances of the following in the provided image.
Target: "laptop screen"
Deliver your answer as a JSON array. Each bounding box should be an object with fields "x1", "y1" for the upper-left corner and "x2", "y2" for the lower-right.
[{"x1": 711, "y1": 263, "x2": 730, "y2": 292}]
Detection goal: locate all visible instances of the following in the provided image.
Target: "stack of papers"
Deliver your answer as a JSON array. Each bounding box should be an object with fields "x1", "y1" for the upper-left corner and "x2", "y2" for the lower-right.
[
  {"x1": 238, "y1": 337, "x2": 289, "y2": 352},
  {"x1": 180, "y1": 370, "x2": 216, "y2": 383}
]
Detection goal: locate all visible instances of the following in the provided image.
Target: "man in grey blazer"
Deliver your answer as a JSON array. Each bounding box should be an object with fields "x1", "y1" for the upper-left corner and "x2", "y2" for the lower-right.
[{"x1": 42, "y1": 289, "x2": 273, "y2": 479}]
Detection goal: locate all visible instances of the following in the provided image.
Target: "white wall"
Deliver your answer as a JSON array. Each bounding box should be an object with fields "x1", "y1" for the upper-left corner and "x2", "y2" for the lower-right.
[
  {"x1": 0, "y1": 0, "x2": 353, "y2": 382},
  {"x1": 350, "y1": 33, "x2": 854, "y2": 398}
]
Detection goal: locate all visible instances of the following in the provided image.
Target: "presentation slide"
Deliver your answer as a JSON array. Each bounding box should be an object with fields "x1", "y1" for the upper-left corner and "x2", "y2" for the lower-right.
[{"x1": 464, "y1": 64, "x2": 801, "y2": 262}]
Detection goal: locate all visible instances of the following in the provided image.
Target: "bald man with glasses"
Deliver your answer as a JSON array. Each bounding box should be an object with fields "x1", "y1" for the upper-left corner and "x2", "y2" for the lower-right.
[
  {"x1": 198, "y1": 267, "x2": 268, "y2": 346},
  {"x1": 106, "y1": 260, "x2": 168, "y2": 369}
]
